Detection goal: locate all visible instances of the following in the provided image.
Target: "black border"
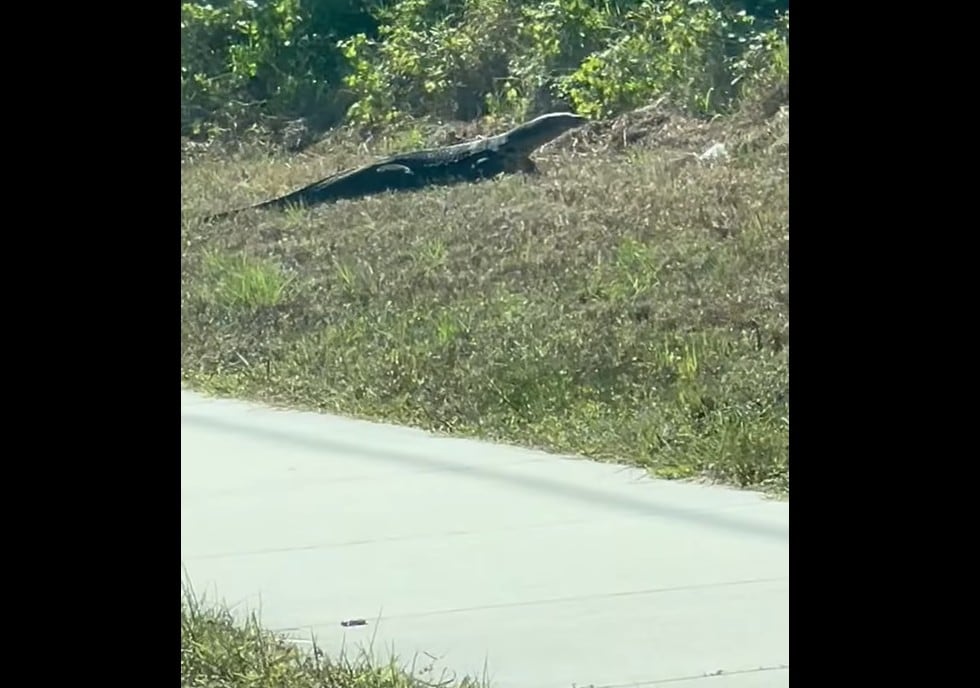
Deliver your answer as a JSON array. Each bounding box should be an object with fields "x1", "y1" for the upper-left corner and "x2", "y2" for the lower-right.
[
  {"x1": 21, "y1": 0, "x2": 929, "y2": 682},
  {"x1": 18, "y1": 0, "x2": 175, "y2": 675},
  {"x1": 790, "y1": 1, "x2": 924, "y2": 682}
]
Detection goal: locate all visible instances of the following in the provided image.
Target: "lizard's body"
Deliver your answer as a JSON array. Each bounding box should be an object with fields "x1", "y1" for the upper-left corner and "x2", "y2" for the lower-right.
[{"x1": 201, "y1": 112, "x2": 587, "y2": 222}]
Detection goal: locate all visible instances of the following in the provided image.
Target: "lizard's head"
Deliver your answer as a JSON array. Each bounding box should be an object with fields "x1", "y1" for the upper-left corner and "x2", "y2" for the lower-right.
[{"x1": 506, "y1": 112, "x2": 589, "y2": 151}]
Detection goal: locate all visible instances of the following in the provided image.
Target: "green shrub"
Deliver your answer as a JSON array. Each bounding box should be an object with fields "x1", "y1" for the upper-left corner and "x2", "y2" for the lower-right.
[
  {"x1": 180, "y1": 0, "x2": 376, "y2": 139},
  {"x1": 338, "y1": 0, "x2": 525, "y2": 125},
  {"x1": 338, "y1": 0, "x2": 788, "y2": 126},
  {"x1": 557, "y1": 1, "x2": 781, "y2": 118},
  {"x1": 180, "y1": 0, "x2": 788, "y2": 140}
]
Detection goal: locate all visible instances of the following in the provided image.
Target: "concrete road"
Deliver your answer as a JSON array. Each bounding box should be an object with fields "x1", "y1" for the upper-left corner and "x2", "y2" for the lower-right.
[{"x1": 181, "y1": 389, "x2": 788, "y2": 688}]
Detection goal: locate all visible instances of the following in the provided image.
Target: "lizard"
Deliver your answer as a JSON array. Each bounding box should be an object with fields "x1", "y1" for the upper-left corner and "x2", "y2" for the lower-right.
[{"x1": 200, "y1": 111, "x2": 588, "y2": 222}]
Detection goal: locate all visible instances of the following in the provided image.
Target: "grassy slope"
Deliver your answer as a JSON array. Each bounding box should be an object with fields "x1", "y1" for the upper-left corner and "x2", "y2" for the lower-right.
[{"x1": 180, "y1": 104, "x2": 788, "y2": 494}]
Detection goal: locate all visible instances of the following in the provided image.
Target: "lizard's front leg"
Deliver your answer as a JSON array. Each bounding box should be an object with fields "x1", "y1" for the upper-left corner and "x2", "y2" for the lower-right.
[{"x1": 517, "y1": 157, "x2": 540, "y2": 175}]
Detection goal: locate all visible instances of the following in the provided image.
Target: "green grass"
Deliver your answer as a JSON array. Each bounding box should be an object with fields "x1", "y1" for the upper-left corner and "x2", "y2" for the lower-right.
[
  {"x1": 180, "y1": 102, "x2": 789, "y2": 495},
  {"x1": 181, "y1": 583, "x2": 486, "y2": 688}
]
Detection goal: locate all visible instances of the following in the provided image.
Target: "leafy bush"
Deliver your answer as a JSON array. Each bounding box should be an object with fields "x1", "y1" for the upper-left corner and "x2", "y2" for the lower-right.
[
  {"x1": 558, "y1": 1, "x2": 765, "y2": 118},
  {"x1": 338, "y1": 0, "x2": 625, "y2": 125},
  {"x1": 730, "y1": 8, "x2": 788, "y2": 111},
  {"x1": 180, "y1": 0, "x2": 377, "y2": 139},
  {"x1": 180, "y1": 0, "x2": 788, "y2": 139},
  {"x1": 339, "y1": 0, "x2": 524, "y2": 125},
  {"x1": 339, "y1": 0, "x2": 788, "y2": 125}
]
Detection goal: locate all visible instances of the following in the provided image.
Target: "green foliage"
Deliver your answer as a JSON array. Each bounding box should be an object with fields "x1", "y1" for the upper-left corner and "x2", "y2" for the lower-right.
[
  {"x1": 180, "y1": 0, "x2": 377, "y2": 138},
  {"x1": 339, "y1": 0, "x2": 525, "y2": 125},
  {"x1": 490, "y1": 0, "x2": 619, "y2": 118},
  {"x1": 558, "y1": 1, "x2": 773, "y2": 118},
  {"x1": 180, "y1": 0, "x2": 788, "y2": 140},
  {"x1": 338, "y1": 0, "x2": 788, "y2": 126},
  {"x1": 339, "y1": 0, "x2": 624, "y2": 124},
  {"x1": 730, "y1": 9, "x2": 788, "y2": 106}
]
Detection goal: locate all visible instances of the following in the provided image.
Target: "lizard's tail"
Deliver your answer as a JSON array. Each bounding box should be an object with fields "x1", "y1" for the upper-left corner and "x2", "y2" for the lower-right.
[
  {"x1": 198, "y1": 194, "x2": 293, "y2": 224},
  {"x1": 198, "y1": 166, "x2": 356, "y2": 223}
]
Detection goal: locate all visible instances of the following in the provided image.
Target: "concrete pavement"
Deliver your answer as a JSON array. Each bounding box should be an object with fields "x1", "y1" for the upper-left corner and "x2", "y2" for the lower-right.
[{"x1": 180, "y1": 389, "x2": 788, "y2": 687}]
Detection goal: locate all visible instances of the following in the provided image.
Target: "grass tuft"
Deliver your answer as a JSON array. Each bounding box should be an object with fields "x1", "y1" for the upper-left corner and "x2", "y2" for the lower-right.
[{"x1": 181, "y1": 582, "x2": 486, "y2": 688}]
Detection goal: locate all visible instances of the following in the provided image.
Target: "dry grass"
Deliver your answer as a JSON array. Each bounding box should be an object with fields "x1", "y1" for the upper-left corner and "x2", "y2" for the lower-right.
[{"x1": 180, "y1": 102, "x2": 789, "y2": 494}]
